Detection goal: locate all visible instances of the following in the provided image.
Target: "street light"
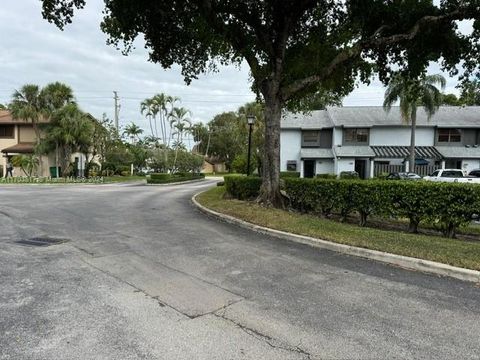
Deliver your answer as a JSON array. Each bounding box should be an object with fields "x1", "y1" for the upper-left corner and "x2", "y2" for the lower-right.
[{"x1": 246, "y1": 115, "x2": 255, "y2": 176}]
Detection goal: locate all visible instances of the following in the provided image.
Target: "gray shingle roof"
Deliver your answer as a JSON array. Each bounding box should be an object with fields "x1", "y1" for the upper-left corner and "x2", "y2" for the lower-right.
[
  {"x1": 327, "y1": 106, "x2": 480, "y2": 127},
  {"x1": 334, "y1": 146, "x2": 375, "y2": 158},
  {"x1": 281, "y1": 106, "x2": 480, "y2": 129},
  {"x1": 436, "y1": 146, "x2": 480, "y2": 159},
  {"x1": 300, "y1": 148, "x2": 334, "y2": 159},
  {"x1": 281, "y1": 110, "x2": 332, "y2": 129}
]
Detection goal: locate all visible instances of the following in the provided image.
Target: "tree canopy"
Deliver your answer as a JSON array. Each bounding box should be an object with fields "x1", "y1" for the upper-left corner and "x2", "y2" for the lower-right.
[{"x1": 40, "y1": 0, "x2": 480, "y2": 205}]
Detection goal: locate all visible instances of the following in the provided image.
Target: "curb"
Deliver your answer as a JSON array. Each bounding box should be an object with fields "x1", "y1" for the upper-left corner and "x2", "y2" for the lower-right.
[
  {"x1": 146, "y1": 178, "x2": 206, "y2": 186},
  {"x1": 192, "y1": 192, "x2": 480, "y2": 284}
]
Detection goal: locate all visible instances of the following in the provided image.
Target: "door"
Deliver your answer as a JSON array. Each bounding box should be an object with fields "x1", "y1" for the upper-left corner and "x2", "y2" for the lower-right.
[
  {"x1": 354, "y1": 159, "x2": 367, "y2": 179},
  {"x1": 304, "y1": 160, "x2": 315, "y2": 178}
]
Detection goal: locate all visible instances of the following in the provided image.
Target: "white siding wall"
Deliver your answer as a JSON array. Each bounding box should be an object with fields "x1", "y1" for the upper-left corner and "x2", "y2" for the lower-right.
[
  {"x1": 280, "y1": 130, "x2": 301, "y2": 171},
  {"x1": 370, "y1": 127, "x2": 434, "y2": 146},
  {"x1": 332, "y1": 127, "x2": 342, "y2": 146},
  {"x1": 316, "y1": 160, "x2": 334, "y2": 175},
  {"x1": 335, "y1": 158, "x2": 355, "y2": 174}
]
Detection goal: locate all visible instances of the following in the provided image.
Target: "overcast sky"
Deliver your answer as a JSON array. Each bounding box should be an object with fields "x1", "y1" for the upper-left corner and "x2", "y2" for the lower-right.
[{"x1": 0, "y1": 0, "x2": 470, "y2": 134}]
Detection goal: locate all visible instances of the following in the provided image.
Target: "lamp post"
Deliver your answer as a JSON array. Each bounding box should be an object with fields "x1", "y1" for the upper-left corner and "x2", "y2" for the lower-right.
[{"x1": 246, "y1": 116, "x2": 255, "y2": 176}]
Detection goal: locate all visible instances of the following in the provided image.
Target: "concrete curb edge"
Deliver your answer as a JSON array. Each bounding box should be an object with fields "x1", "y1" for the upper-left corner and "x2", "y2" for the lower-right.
[
  {"x1": 192, "y1": 191, "x2": 480, "y2": 284},
  {"x1": 145, "y1": 178, "x2": 206, "y2": 186}
]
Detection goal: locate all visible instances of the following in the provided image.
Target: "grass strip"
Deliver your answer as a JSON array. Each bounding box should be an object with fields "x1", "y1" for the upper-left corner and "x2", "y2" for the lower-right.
[{"x1": 196, "y1": 186, "x2": 480, "y2": 271}]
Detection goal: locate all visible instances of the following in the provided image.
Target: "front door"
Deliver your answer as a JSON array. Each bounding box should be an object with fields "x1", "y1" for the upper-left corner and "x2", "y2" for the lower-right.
[
  {"x1": 304, "y1": 160, "x2": 315, "y2": 178},
  {"x1": 355, "y1": 159, "x2": 367, "y2": 179}
]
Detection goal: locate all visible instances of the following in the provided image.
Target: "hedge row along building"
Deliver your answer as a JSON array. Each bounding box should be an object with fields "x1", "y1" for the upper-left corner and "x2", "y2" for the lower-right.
[{"x1": 280, "y1": 106, "x2": 480, "y2": 179}]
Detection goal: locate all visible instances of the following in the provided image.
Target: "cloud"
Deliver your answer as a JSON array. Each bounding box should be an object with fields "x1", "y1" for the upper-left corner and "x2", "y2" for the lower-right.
[{"x1": 0, "y1": 0, "x2": 470, "y2": 133}]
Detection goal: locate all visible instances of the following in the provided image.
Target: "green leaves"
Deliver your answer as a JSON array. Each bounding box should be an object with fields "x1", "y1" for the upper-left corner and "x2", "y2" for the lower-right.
[
  {"x1": 224, "y1": 175, "x2": 262, "y2": 200},
  {"x1": 285, "y1": 178, "x2": 480, "y2": 237}
]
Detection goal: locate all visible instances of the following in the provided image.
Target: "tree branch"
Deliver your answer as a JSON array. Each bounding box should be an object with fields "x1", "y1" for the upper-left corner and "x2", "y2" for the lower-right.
[{"x1": 281, "y1": 7, "x2": 479, "y2": 100}]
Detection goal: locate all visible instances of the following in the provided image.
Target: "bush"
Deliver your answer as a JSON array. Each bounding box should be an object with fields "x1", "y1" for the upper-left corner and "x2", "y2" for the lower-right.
[
  {"x1": 339, "y1": 171, "x2": 359, "y2": 179},
  {"x1": 315, "y1": 173, "x2": 337, "y2": 179},
  {"x1": 147, "y1": 172, "x2": 205, "y2": 184},
  {"x1": 120, "y1": 170, "x2": 130, "y2": 177},
  {"x1": 150, "y1": 173, "x2": 171, "y2": 180},
  {"x1": 224, "y1": 175, "x2": 262, "y2": 200},
  {"x1": 280, "y1": 171, "x2": 300, "y2": 178},
  {"x1": 284, "y1": 178, "x2": 480, "y2": 237}
]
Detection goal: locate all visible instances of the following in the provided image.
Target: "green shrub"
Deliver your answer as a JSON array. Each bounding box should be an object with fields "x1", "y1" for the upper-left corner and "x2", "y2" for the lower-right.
[
  {"x1": 224, "y1": 175, "x2": 262, "y2": 200},
  {"x1": 150, "y1": 173, "x2": 171, "y2": 180},
  {"x1": 120, "y1": 170, "x2": 130, "y2": 177},
  {"x1": 339, "y1": 171, "x2": 359, "y2": 179},
  {"x1": 147, "y1": 172, "x2": 204, "y2": 184},
  {"x1": 280, "y1": 171, "x2": 300, "y2": 178},
  {"x1": 315, "y1": 173, "x2": 337, "y2": 179},
  {"x1": 429, "y1": 183, "x2": 480, "y2": 238},
  {"x1": 284, "y1": 178, "x2": 480, "y2": 237}
]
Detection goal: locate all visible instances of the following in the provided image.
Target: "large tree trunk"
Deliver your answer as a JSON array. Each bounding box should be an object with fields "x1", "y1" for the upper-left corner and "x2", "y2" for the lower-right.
[
  {"x1": 258, "y1": 88, "x2": 283, "y2": 207},
  {"x1": 409, "y1": 110, "x2": 417, "y2": 173}
]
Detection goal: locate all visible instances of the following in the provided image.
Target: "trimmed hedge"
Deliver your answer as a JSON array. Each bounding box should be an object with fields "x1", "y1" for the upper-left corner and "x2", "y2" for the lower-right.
[
  {"x1": 147, "y1": 173, "x2": 205, "y2": 184},
  {"x1": 285, "y1": 178, "x2": 480, "y2": 237},
  {"x1": 316, "y1": 173, "x2": 337, "y2": 179},
  {"x1": 224, "y1": 175, "x2": 262, "y2": 200},
  {"x1": 280, "y1": 171, "x2": 300, "y2": 178}
]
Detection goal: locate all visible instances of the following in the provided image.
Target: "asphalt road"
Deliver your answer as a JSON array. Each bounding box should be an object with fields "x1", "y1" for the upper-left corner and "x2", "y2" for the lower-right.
[{"x1": 0, "y1": 179, "x2": 479, "y2": 360}]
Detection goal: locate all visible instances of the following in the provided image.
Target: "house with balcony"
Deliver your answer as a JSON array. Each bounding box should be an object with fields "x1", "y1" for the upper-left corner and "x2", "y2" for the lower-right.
[{"x1": 280, "y1": 106, "x2": 480, "y2": 178}]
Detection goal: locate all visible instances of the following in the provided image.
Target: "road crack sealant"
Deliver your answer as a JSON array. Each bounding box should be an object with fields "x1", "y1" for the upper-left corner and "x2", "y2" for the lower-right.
[{"x1": 213, "y1": 311, "x2": 314, "y2": 359}]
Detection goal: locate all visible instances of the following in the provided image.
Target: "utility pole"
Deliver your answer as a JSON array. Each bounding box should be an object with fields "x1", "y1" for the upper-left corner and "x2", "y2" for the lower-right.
[{"x1": 113, "y1": 91, "x2": 120, "y2": 133}]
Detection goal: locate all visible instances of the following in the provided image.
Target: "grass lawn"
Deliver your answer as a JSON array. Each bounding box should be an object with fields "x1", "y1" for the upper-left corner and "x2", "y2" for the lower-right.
[{"x1": 197, "y1": 186, "x2": 480, "y2": 271}]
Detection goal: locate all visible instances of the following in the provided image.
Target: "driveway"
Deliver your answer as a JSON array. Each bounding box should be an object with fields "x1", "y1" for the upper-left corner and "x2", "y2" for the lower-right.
[{"x1": 0, "y1": 179, "x2": 479, "y2": 359}]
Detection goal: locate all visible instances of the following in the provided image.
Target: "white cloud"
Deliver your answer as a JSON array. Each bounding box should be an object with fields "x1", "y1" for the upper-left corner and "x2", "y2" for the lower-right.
[{"x1": 0, "y1": 0, "x2": 469, "y2": 133}]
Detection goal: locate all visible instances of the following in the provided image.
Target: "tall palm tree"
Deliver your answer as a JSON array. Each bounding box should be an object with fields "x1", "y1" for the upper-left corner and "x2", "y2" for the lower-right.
[
  {"x1": 124, "y1": 122, "x2": 144, "y2": 143},
  {"x1": 151, "y1": 93, "x2": 179, "y2": 148},
  {"x1": 140, "y1": 98, "x2": 156, "y2": 138},
  {"x1": 383, "y1": 73, "x2": 446, "y2": 172},
  {"x1": 10, "y1": 84, "x2": 44, "y2": 176},
  {"x1": 169, "y1": 107, "x2": 192, "y2": 171},
  {"x1": 41, "y1": 82, "x2": 75, "y2": 114}
]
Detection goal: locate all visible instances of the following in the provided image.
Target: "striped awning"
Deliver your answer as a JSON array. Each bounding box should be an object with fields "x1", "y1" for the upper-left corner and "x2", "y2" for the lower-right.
[{"x1": 371, "y1": 146, "x2": 443, "y2": 160}]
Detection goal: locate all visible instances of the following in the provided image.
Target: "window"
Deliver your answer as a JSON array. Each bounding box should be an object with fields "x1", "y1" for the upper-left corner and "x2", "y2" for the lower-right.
[
  {"x1": 441, "y1": 170, "x2": 463, "y2": 178},
  {"x1": 344, "y1": 128, "x2": 369, "y2": 144},
  {"x1": 438, "y1": 129, "x2": 461, "y2": 143},
  {"x1": 286, "y1": 161, "x2": 297, "y2": 171},
  {"x1": 302, "y1": 131, "x2": 320, "y2": 147},
  {"x1": 0, "y1": 125, "x2": 14, "y2": 138}
]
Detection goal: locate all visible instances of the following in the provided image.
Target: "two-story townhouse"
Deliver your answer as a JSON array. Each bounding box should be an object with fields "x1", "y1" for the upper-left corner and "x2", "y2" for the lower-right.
[
  {"x1": 280, "y1": 106, "x2": 480, "y2": 178},
  {"x1": 0, "y1": 109, "x2": 91, "y2": 177}
]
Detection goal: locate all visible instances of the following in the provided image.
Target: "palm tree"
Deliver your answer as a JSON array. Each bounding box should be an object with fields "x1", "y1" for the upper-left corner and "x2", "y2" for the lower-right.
[
  {"x1": 169, "y1": 107, "x2": 192, "y2": 171},
  {"x1": 124, "y1": 122, "x2": 144, "y2": 143},
  {"x1": 42, "y1": 104, "x2": 94, "y2": 177},
  {"x1": 151, "y1": 93, "x2": 179, "y2": 148},
  {"x1": 41, "y1": 82, "x2": 75, "y2": 114},
  {"x1": 383, "y1": 73, "x2": 446, "y2": 172},
  {"x1": 10, "y1": 85, "x2": 44, "y2": 176},
  {"x1": 10, "y1": 83, "x2": 75, "y2": 176},
  {"x1": 140, "y1": 98, "x2": 156, "y2": 138}
]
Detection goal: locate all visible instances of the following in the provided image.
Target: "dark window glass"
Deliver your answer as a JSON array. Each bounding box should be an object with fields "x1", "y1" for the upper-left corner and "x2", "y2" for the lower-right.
[
  {"x1": 344, "y1": 128, "x2": 369, "y2": 143},
  {"x1": 0, "y1": 125, "x2": 14, "y2": 138},
  {"x1": 438, "y1": 129, "x2": 461, "y2": 143},
  {"x1": 302, "y1": 131, "x2": 319, "y2": 147}
]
